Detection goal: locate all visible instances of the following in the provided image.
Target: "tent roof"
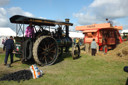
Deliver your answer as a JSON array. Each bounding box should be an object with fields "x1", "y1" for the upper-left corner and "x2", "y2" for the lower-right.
[
  {"x1": 69, "y1": 31, "x2": 84, "y2": 38},
  {"x1": 0, "y1": 27, "x2": 16, "y2": 36},
  {"x1": 121, "y1": 30, "x2": 128, "y2": 33}
]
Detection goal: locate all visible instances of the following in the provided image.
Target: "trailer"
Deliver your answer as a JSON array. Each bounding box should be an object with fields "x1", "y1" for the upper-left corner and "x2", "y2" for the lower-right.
[{"x1": 76, "y1": 23, "x2": 123, "y2": 53}]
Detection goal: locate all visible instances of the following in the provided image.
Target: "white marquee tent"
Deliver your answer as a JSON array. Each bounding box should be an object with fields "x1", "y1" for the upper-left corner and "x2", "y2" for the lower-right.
[
  {"x1": 0, "y1": 27, "x2": 16, "y2": 47},
  {"x1": 120, "y1": 30, "x2": 128, "y2": 36},
  {"x1": 69, "y1": 31, "x2": 84, "y2": 39},
  {"x1": 42, "y1": 28, "x2": 84, "y2": 38},
  {"x1": 121, "y1": 30, "x2": 128, "y2": 33}
]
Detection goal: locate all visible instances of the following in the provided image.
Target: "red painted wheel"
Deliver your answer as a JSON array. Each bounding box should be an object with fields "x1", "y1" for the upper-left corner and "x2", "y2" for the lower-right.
[
  {"x1": 105, "y1": 47, "x2": 107, "y2": 53},
  {"x1": 103, "y1": 45, "x2": 108, "y2": 54}
]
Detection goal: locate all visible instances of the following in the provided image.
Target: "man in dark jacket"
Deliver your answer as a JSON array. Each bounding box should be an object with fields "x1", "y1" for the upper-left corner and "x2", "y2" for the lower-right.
[{"x1": 3, "y1": 36, "x2": 14, "y2": 66}]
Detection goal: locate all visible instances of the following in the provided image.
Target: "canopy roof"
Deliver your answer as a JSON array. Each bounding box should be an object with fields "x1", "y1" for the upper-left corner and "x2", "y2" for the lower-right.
[{"x1": 10, "y1": 15, "x2": 73, "y2": 26}]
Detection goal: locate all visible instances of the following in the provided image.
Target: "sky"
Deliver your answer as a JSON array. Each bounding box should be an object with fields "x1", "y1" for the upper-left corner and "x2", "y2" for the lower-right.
[{"x1": 0, "y1": 0, "x2": 128, "y2": 31}]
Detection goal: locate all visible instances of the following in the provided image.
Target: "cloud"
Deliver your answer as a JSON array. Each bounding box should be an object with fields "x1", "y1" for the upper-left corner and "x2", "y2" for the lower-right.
[
  {"x1": 73, "y1": 7, "x2": 105, "y2": 25},
  {"x1": 90, "y1": 0, "x2": 128, "y2": 19},
  {"x1": 0, "y1": 8, "x2": 8, "y2": 27},
  {"x1": 73, "y1": 0, "x2": 128, "y2": 25},
  {"x1": 0, "y1": 0, "x2": 10, "y2": 6},
  {"x1": 8, "y1": 7, "x2": 34, "y2": 17},
  {"x1": 90, "y1": 0, "x2": 119, "y2": 7},
  {"x1": 73, "y1": 12, "x2": 103, "y2": 25},
  {"x1": 0, "y1": 7, "x2": 34, "y2": 30}
]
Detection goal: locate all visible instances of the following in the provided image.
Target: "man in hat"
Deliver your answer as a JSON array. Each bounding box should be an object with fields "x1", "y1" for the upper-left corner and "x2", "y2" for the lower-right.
[{"x1": 3, "y1": 36, "x2": 14, "y2": 66}]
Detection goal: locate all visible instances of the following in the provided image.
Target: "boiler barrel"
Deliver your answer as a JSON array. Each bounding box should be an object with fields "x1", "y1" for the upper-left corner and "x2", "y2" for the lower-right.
[{"x1": 56, "y1": 37, "x2": 72, "y2": 47}]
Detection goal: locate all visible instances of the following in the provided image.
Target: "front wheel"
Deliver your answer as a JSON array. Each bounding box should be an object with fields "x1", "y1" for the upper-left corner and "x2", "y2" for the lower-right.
[{"x1": 72, "y1": 44, "x2": 80, "y2": 59}]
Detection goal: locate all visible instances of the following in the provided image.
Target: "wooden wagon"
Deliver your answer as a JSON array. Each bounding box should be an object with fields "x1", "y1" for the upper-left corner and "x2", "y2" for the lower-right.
[{"x1": 76, "y1": 23, "x2": 123, "y2": 53}]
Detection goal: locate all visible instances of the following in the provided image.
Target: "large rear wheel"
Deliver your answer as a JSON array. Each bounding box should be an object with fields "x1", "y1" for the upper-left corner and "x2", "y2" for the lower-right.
[{"x1": 33, "y1": 36, "x2": 58, "y2": 66}]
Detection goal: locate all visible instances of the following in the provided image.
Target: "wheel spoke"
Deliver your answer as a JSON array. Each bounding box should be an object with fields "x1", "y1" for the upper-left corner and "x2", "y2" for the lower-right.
[
  {"x1": 49, "y1": 46, "x2": 56, "y2": 51},
  {"x1": 49, "y1": 43, "x2": 55, "y2": 48},
  {"x1": 41, "y1": 51, "x2": 46, "y2": 54},
  {"x1": 42, "y1": 56, "x2": 45, "y2": 60},
  {"x1": 38, "y1": 54, "x2": 45, "y2": 61},
  {"x1": 38, "y1": 46, "x2": 46, "y2": 51},
  {"x1": 42, "y1": 56, "x2": 47, "y2": 64},
  {"x1": 49, "y1": 56, "x2": 53, "y2": 60},
  {"x1": 44, "y1": 44, "x2": 48, "y2": 49},
  {"x1": 50, "y1": 50, "x2": 56, "y2": 53}
]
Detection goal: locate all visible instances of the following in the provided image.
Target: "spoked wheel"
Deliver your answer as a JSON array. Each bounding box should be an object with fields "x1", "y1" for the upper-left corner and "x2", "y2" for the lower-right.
[
  {"x1": 58, "y1": 47, "x2": 63, "y2": 57},
  {"x1": 72, "y1": 44, "x2": 80, "y2": 59},
  {"x1": 33, "y1": 36, "x2": 58, "y2": 66},
  {"x1": 103, "y1": 45, "x2": 108, "y2": 54}
]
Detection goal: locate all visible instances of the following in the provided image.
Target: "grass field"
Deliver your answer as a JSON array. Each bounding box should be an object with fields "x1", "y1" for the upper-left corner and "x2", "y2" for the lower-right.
[{"x1": 0, "y1": 48, "x2": 128, "y2": 85}]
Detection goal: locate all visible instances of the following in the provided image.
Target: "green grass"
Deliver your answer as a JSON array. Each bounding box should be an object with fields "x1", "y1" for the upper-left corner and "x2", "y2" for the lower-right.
[{"x1": 0, "y1": 52, "x2": 127, "y2": 85}]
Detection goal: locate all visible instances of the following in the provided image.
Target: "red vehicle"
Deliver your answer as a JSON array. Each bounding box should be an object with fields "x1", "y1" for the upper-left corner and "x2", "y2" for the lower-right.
[{"x1": 76, "y1": 23, "x2": 123, "y2": 53}]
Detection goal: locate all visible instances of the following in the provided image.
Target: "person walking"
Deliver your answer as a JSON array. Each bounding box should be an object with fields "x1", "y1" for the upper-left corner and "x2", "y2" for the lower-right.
[
  {"x1": 73, "y1": 38, "x2": 76, "y2": 45},
  {"x1": 91, "y1": 38, "x2": 97, "y2": 56},
  {"x1": 3, "y1": 36, "x2": 14, "y2": 66},
  {"x1": 76, "y1": 38, "x2": 79, "y2": 44},
  {"x1": 2, "y1": 39, "x2": 5, "y2": 45}
]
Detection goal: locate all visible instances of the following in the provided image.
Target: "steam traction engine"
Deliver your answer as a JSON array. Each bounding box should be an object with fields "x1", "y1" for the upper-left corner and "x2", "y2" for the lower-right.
[{"x1": 10, "y1": 15, "x2": 80, "y2": 66}]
